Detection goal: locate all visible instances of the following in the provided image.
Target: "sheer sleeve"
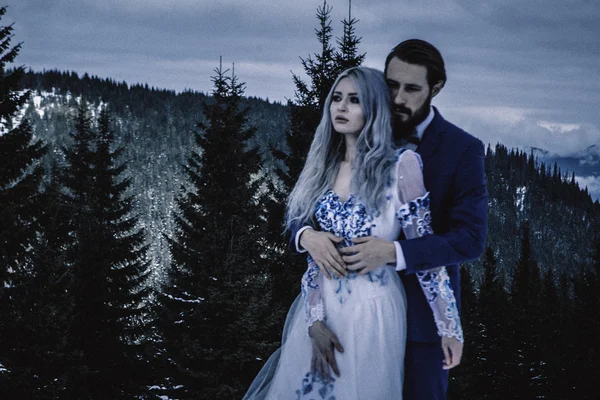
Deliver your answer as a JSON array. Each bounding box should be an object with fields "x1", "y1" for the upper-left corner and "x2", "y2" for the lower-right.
[
  {"x1": 301, "y1": 255, "x2": 325, "y2": 331},
  {"x1": 394, "y1": 150, "x2": 464, "y2": 342}
]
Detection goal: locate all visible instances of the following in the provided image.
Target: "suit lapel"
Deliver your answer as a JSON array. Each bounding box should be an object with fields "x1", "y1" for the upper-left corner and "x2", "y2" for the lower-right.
[{"x1": 417, "y1": 107, "x2": 446, "y2": 167}]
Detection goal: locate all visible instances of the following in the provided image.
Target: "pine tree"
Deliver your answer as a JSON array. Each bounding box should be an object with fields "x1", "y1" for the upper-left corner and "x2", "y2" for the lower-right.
[
  {"x1": 0, "y1": 6, "x2": 46, "y2": 298},
  {"x1": 510, "y1": 222, "x2": 544, "y2": 398},
  {"x1": 570, "y1": 234, "x2": 600, "y2": 397},
  {"x1": 334, "y1": 0, "x2": 366, "y2": 73},
  {"x1": 0, "y1": 160, "x2": 75, "y2": 398},
  {"x1": 272, "y1": 0, "x2": 339, "y2": 195},
  {"x1": 159, "y1": 61, "x2": 275, "y2": 399},
  {"x1": 475, "y1": 247, "x2": 512, "y2": 399},
  {"x1": 0, "y1": 5, "x2": 46, "y2": 391},
  {"x1": 538, "y1": 267, "x2": 561, "y2": 398},
  {"x1": 448, "y1": 266, "x2": 477, "y2": 398},
  {"x1": 61, "y1": 105, "x2": 152, "y2": 398}
]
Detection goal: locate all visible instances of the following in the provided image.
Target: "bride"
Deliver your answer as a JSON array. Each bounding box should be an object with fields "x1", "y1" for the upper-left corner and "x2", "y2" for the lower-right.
[{"x1": 244, "y1": 66, "x2": 462, "y2": 399}]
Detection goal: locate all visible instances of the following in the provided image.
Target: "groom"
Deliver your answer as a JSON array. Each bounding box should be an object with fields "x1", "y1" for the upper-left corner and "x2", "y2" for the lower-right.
[{"x1": 297, "y1": 39, "x2": 488, "y2": 399}]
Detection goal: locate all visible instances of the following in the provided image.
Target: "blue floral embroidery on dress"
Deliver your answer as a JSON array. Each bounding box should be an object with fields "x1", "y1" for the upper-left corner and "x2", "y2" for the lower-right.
[
  {"x1": 301, "y1": 257, "x2": 325, "y2": 325},
  {"x1": 295, "y1": 371, "x2": 336, "y2": 400},
  {"x1": 398, "y1": 189, "x2": 464, "y2": 343},
  {"x1": 313, "y1": 190, "x2": 387, "y2": 303},
  {"x1": 332, "y1": 271, "x2": 358, "y2": 304},
  {"x1": 302, "y1": 256, "x2": 320, "y2": 292},
  {"x1": 367, "y1": 269, "x2": 389, "y2": 286},
  {"x1": 438, "y1": 271, "x2": 464, "y2": 342},
  {"x1": 316, "y1": 191, "x2": 375, "y2": 241},
  {"x1": 416, "y1": 270, "x2": 440, "y2": 302},
  {"x1": 396, "y1": 192, "x2": 432, "y2": 231}
]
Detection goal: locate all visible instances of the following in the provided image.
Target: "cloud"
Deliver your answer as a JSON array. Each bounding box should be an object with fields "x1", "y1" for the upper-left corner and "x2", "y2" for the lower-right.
[
  {"x1": 7, "y1": 0, "x2": 600, "y2": 158},
  {"x1": 537, "y1": 121, "x2": 581, "y2": 134},
  {"x1": 442, "y1": 104, "x2": 600, "y2": 157}
]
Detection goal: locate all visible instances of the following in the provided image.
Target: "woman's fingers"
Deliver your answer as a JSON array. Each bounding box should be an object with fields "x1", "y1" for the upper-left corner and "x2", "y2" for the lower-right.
[
  {"x1": 326, "y1": 255, "x2": 347, "y2": 278},
  {"x1": 326, "y1": 348, "x2": 340, "y2": 377}
]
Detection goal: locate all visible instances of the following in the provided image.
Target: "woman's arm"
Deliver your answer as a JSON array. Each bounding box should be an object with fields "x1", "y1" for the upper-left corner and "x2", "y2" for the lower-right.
[
  {"x1": 301, "y1": 255, "x2": 326, "y2": 329},
  {"x1": 396, "y1": 150, "x2": 463, "y2": 342}
]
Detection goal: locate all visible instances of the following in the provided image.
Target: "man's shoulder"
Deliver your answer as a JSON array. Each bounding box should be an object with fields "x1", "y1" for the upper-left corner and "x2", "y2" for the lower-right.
[{"x1": 434, "y1": 110, "x2": 484, "y2": 150}]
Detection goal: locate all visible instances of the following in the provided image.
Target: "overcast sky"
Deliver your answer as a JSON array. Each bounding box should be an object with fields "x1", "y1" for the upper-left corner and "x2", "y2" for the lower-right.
[{"x1": 6, "y1": 1, "x2": 600, "y2": 161}]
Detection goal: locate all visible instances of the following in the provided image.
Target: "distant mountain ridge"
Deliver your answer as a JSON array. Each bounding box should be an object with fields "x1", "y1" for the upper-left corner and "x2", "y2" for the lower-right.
[{"x1": 17, "y1": 69, "x2": 600, "y2": 285}]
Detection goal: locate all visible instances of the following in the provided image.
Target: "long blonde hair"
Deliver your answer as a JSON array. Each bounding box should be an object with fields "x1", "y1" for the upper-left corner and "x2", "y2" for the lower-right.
[{"x1": 285, "y1": 67, "x2": 395, "y2": 232}]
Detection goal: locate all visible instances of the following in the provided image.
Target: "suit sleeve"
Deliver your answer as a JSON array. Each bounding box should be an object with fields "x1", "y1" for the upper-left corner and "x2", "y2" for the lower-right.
[{"x1": 401, "y1": 139, "x2": 488, "y2": 274}]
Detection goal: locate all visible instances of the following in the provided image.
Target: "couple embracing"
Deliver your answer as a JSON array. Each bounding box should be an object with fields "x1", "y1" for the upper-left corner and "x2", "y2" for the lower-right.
[{"x1": 244, "y1": 39, "x2": 488, "y2": 400}]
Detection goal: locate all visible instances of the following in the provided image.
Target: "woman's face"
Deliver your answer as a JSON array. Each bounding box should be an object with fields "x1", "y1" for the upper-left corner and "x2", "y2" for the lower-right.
[{"x1": 329, "y1": 77, "x2": 365, "y2": 137}]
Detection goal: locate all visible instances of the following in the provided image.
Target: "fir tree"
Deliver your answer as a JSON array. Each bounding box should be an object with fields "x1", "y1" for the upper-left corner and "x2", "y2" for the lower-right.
[
  {"x1": 334, "y1": 0, "x2": 366, "y2": 73},
  {"x1": 0, "y1": 6, "x2": 46, "y2": 391},
  {"x1": 570, "y1": 234, "x2": 600, "y2": 397},
  {"x1": 448, "y1": 266, "x2": 477, "y2": 398},
  {"x1": 61, "y1": 106, "x2": 152, "y2": 398},
  {"x1": 473, "y1": 248, "x2": 512, "y2": 399},
  {"x1": 272, "y1": 0, "x2": 339, "y2": 194},
  {"x1": 159, "y1": 61, "x2": 274, "y2": 399},
  {"x1": 510, "y1": 222, "x2": 544, "y2": 398},
  {"x1": 0, "y1": 6, "x2": 46, "y2": 296},
  {"x1": 0, "y1": 160, "x2": 75, "y2": 398}
]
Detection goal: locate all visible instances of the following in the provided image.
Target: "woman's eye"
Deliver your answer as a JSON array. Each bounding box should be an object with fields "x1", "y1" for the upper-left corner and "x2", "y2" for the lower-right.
[
  {"x1": 332, "y1": 95, "x2": 341, "y2": 102},
  {"x1": 350, "y1": 97, "x2": 360, "y2": 104}
]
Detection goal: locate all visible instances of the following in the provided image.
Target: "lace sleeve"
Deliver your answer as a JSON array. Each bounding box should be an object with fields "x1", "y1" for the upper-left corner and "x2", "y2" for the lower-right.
[
  {"x1": 395, "y1": 150, "x2": 464, "y2": 342},
  {"x1": 301, "y1": 255, "x2": 325, "y2": 331}
]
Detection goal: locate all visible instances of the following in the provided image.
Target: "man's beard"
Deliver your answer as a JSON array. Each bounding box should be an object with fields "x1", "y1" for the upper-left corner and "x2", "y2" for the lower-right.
[{"x1": 392, "y1": 92, "x2": 433, "y2": 140}]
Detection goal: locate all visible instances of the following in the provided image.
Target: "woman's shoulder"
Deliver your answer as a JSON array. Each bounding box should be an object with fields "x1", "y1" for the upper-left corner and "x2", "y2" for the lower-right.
[{"x1": 393, "y1": 148, "x2": 423, "y2": 169}]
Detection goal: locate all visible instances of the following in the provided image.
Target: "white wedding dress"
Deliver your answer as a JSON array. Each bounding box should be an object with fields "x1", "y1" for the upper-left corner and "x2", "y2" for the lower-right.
[{"x1": 244, "y1": 150, "x2": 462, "y2": 400}]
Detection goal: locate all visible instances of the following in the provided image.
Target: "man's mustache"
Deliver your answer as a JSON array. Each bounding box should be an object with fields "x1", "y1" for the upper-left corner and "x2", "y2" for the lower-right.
[{"x1": 393, "y1": 106, "x2": 412, "y2": 116}]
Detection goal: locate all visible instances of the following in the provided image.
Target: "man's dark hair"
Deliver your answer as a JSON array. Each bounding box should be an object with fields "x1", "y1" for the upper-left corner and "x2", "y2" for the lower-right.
[{"x1": 384, "y1": 39, "x2": 446, "y2": 88}]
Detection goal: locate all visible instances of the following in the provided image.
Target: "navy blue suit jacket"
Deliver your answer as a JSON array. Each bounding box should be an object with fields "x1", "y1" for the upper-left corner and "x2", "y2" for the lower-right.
[{"x1": 401, "y1": 107, "x2": 488, "y2": 342}]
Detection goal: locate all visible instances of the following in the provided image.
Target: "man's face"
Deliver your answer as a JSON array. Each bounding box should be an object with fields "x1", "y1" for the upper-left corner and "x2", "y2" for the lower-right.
[{"x1": 385, "y1": 57, "x2": 432, "y2": 132}]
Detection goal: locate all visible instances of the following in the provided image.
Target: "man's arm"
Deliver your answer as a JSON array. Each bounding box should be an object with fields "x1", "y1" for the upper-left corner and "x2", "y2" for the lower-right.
[{"x1": 341, "y1": 141, "x2": 487, "y2": 274}]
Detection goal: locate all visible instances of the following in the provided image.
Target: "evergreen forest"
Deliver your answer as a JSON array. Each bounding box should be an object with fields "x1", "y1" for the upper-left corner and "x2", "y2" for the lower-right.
[{"x1": 1, "y1": 2, "x2": 599, "y2": 399}]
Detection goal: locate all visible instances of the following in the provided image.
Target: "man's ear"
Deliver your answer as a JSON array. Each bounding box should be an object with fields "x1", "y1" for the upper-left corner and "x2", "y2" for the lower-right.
[{"x1": 431, "y1": 81, "x2": 444, "y2": 98}]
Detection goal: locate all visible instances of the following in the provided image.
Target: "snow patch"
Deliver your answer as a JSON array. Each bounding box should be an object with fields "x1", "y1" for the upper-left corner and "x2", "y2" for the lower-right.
[
  {"x1": 515, "y1": 186, "x2": 527, "y2": 212},
  {"x1": 537, "y1": 120, "x2": 581, "y2": 134},
  {"x1": 33, "y1": 95, "x2": 45, "y2": 118}
]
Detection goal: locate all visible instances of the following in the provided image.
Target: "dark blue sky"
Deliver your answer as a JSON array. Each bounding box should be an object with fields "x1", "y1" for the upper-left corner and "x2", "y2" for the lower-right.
[{"x1": 6, "y1": 0, "x2": 600, "y2": 195}]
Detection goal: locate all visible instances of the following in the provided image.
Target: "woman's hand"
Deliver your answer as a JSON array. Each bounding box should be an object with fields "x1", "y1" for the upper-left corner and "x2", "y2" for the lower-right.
[
  {"x1": 441, "y1": 336, "x2": 463, "y2": 370},
  {"x1": 309, "y1": 321, "x2": 344, "y2": 378},
  {"x1": 300, "y1": 229, "x2": 347, "y2": 279}
]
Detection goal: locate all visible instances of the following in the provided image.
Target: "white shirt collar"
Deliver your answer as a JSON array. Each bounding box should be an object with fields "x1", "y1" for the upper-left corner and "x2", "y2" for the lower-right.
[{"x1": 414, "y1": 106, "x2": 435, "y2": 140}]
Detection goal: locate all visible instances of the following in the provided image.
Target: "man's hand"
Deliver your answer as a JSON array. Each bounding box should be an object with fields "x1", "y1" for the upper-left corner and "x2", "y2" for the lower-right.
[
  {"x1": 300, "y1": 229, "x2": 346, "y2": 279},
  {"x1": 341, "y1": 236, "x2": 396, "y2": 275},
  {"x1": 309, "y1": 321, "x2": 344, "y2": 377},
  {"x1": 441, "y1": 336, "x2": 463, "y2": 370}
]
